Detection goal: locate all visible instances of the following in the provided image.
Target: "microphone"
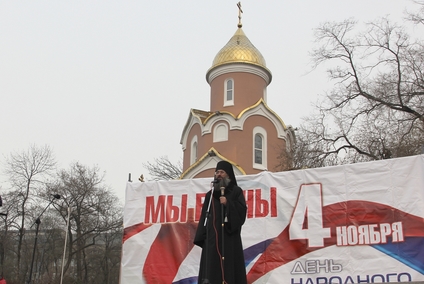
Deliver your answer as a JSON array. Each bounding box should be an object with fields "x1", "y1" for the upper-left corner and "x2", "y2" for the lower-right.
[
  {"x1": 211, "y1": 179, "x2": 219, "y2": 184},
  {"x1": 220, "y1": 187, "x2": 228, "y2": 222},
  {"x1": 51, "y1": 194, "x2": 61, "y2": 199}
]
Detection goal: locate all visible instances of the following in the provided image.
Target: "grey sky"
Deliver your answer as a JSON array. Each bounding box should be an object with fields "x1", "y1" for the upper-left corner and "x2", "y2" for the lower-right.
[{"x1": 0, "y1": 1, "x2": 418, "y2": 203}]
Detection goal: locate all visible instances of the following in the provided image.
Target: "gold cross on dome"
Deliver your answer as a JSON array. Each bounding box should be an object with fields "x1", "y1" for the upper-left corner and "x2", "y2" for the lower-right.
[{"x1": 237, "y1": 2, "x2": 243, "y2": 28}]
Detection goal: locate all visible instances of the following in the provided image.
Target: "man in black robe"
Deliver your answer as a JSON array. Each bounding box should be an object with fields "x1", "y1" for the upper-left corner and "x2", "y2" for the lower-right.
[{"x1": 194, "y1": 160, "x2": 247, "y2": 284}]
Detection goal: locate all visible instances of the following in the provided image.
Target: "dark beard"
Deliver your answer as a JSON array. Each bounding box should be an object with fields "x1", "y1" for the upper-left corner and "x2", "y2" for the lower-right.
[{"x1": 213, "y1": 177, "x2": 230, "y2": 191}]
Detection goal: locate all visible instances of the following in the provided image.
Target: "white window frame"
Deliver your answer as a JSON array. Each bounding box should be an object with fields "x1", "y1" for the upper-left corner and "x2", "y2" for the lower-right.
[
  {"x1": 224, "y1": 78, "x2": 234, "y2": 106},
  {"x1": 253, "y1": 126, "x2": 267, "y2": 170},
  {"x1": 213, "y1": 123, "x2": 228, "y2": 142},
  {"x1": 190, "y1": 135, "x2": 198, "y2": 165}
]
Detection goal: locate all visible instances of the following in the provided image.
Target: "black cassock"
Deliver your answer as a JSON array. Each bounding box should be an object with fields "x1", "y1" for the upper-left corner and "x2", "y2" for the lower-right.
[{"x1": 194, "y1": 185, "x2": 247, "y2": 284}]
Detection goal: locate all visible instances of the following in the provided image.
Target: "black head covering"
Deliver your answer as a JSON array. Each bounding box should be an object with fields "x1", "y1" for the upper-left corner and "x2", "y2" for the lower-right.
[{"x1": 215, "y1": 160, "x2": 237, "y2": 186}]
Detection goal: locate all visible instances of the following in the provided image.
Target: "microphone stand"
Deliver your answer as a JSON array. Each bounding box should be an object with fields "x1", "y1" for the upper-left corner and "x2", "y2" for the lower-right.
[
  {"x1": 220, "y1": 186, "x2": 226, "y2": 283},
  {"x1": 27, "y1": 194, "x2": 60, "y2": 284},
  {"x1": 201, "y1": 183, "x2": 214, "y2": 284}
]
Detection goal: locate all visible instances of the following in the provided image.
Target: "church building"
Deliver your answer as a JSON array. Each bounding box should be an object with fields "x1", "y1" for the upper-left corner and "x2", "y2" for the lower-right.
[{"x1": 180, "y1": 5, "x2": 295, "y2": 180}]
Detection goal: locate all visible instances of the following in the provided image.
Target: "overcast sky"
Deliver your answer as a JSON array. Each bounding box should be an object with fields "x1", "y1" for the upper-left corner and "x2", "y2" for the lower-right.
[{"x1": 0, "y1": 1, "x2": 419, "y2": 203}]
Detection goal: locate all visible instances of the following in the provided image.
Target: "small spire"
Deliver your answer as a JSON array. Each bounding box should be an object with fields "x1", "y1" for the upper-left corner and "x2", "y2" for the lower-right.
[{"x1": 237, "y1": 2, "x2": 243, "y2": 28}]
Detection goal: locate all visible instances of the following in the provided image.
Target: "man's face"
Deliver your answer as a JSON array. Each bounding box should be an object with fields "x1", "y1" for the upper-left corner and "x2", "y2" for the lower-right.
[
  {"x1": 214, "y1": 170, "x2": 230, "y2": 190},
  {"x1": 215, "y1": 170, "x2": 228, "y2": 181}
]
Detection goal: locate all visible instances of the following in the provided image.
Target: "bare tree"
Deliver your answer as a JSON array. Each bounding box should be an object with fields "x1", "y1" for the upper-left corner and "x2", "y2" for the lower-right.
[
  {"x1": 0, "y1": 190, "x2": 13, "y2": 279},
  {"x1": 1, "y1": 149, "x2": 122, "y2": 283},
  {"x1": 294, "y1": 6, "x2": 424, "y2": 167},
  {"x1": 2, "y1": 144, "x2": 56, "y2": 281},
  {"x1": 48, "y1": 162, "x2": 122, "y2": 284},
  {"x1": 406, "y1": 1, "x2": 424, "y2": 25},
  {"x1": 26, "y1": 204, "x2": 64, "y2": 284},
  {"x1": 143, "y1": 156, "x2": 182, "y2": 180},
  {"x1": 86, "y1": 225, "x2": 123, "y2": 284}
]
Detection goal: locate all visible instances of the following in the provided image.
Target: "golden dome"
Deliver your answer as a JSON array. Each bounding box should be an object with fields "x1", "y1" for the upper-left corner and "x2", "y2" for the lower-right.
[{"x1": 210, "y1": 27, "x2": 267, "y2": 69}]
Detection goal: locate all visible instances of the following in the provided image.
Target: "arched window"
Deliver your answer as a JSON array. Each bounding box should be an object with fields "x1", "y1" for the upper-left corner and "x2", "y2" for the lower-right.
[
  {"x1": 213, "y1": 123, "x2": 228, "y2": 142},
  {"x1": 254, "y1": 134, "x2": 263, "y2": 164},
  {"x1": 224, "y1": 78, "x2": 234, "y2": 106},
  {"x1": 190, "y1": 136, "x2": 198, "y2": 165},
  {"x1": 253, "y1": 127, "x2": 267, "y2": 170}
]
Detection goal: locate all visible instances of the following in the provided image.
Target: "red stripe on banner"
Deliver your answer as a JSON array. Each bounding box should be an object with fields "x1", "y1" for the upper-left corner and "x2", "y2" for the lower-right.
[
  {"x1": 142, "y1": 208, "x2": 198, "y2": 283},
  {"x1": 122, "y1": 222, "x2": 153, "y2": 243},
  {"x1": 247, "y1": 200, "x2": 424, "y2": 283}
]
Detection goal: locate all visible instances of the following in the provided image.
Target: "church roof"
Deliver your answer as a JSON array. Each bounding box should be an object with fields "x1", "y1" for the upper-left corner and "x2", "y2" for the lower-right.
[
  {"x1": 191, "y1": 109, "x2": 213, "y2": 124},
  {"x1": 208, "y1": 27, "x2": 268, "y2": 71}
]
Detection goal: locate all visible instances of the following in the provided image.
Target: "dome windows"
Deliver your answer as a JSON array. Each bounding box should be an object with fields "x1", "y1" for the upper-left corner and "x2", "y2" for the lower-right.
[
  {"x1": 224, "y1": 78, "x2": 234, "y2": 106},
  {"x1": 253, "y1": 126, "x2": 267, "y2": 170}
]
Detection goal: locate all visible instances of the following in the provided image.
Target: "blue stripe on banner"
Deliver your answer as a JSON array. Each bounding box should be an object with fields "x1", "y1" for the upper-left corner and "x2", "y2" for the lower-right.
[{"x1": 373, "y1": 237, "x2": 424, "y2": 274}]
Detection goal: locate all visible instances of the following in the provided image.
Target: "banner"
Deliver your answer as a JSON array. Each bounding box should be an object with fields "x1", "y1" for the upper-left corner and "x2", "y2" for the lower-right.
[{"x1": 120, "y1": 155, "x2": 424, "y2": 283}]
